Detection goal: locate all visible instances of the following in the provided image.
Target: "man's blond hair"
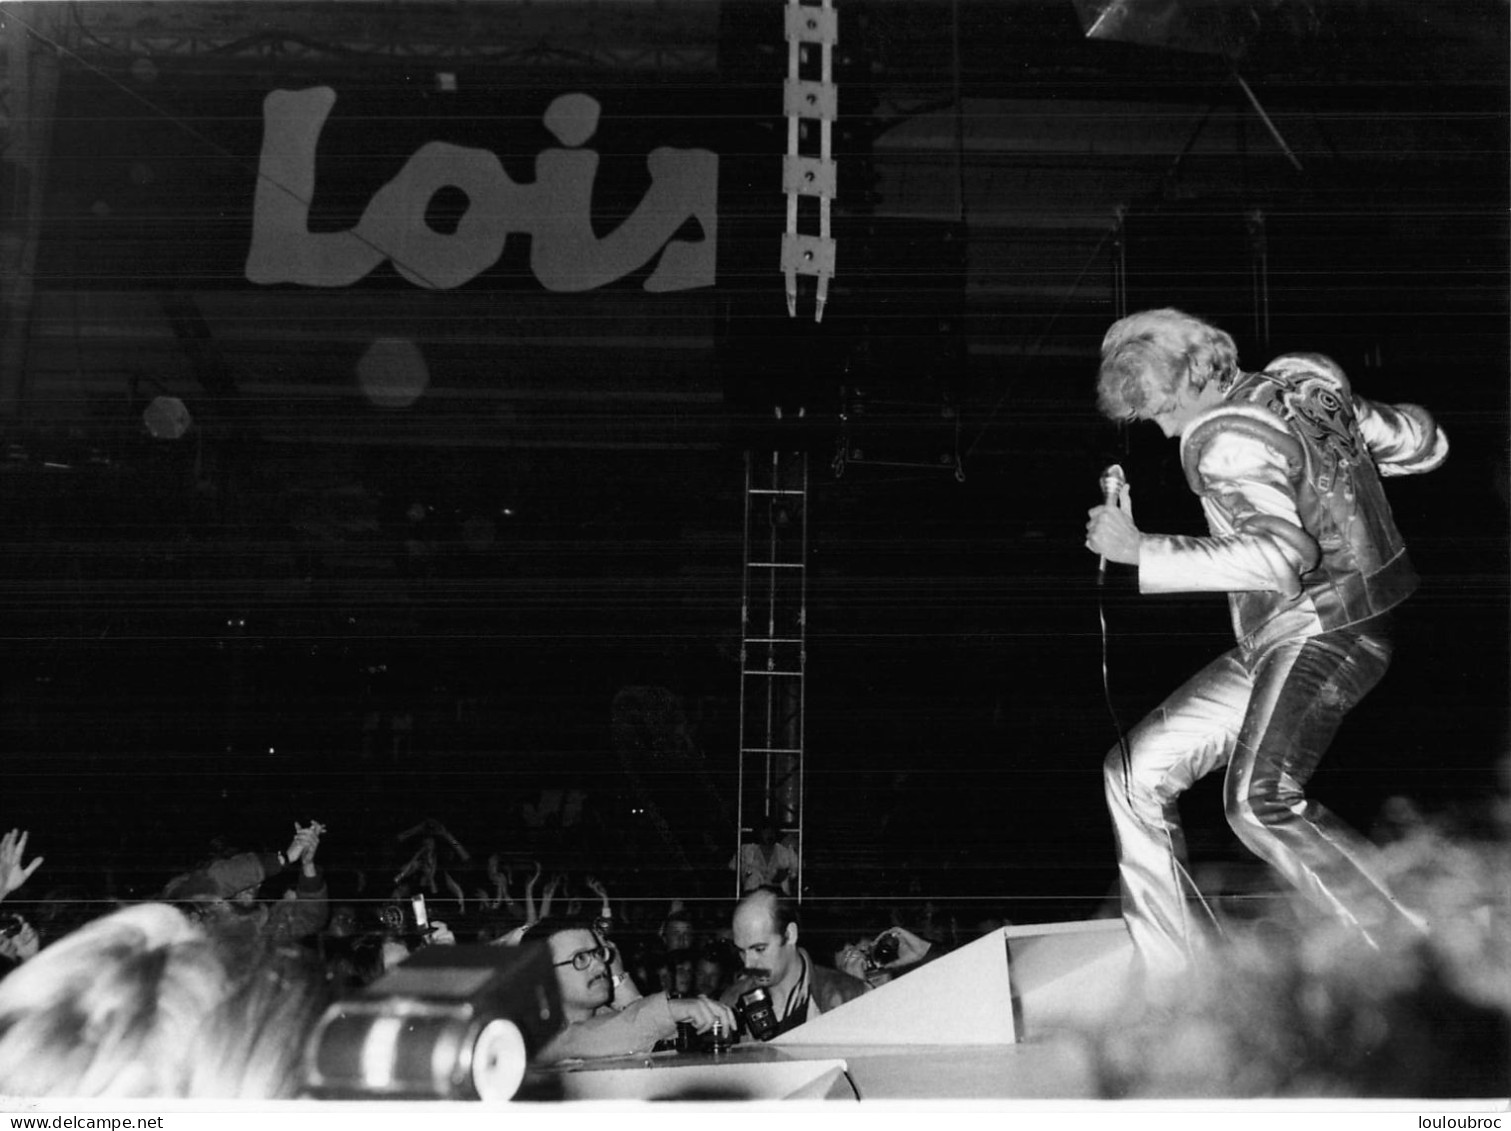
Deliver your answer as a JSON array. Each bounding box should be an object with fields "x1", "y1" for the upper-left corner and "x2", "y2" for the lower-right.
[
  {"x1": 0, "y1": 903, "x2": 316, "y2": 1098},
  {"x1": 1096, "y1": 308, "x2": 1239, "y2": 421}
]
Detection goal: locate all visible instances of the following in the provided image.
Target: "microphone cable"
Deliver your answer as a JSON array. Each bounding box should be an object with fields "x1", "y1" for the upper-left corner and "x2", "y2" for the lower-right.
[
  {"x1": 1096, "y1": 570, "x2": 1134, "y2": 806},
  {"x1": 1096, "y1": 464, "x2": 1135, "y2": 803}
]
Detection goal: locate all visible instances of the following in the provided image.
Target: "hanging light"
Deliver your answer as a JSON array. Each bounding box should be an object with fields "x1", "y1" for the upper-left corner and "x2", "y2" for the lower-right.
[{"x1": 142, "y1": 395, "x2": 192, "y2": 439}]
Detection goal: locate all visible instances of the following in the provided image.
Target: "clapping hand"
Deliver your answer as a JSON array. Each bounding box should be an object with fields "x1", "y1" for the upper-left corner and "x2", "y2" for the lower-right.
[
  {"x1": 286, "y1": 820, "x2": 326, "y2": 876},
  {"x1": 0, "y1": 830, "x2": 42, "y2": 903},
  {"x1": 285, "y1": 821, "x2": 321, "y2": 861}
]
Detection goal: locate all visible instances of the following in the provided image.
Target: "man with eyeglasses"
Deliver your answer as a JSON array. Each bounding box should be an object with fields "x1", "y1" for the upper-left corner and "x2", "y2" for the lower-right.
[{"x1": 520, "y1": 917, "x2": 736, "y2": 1063}]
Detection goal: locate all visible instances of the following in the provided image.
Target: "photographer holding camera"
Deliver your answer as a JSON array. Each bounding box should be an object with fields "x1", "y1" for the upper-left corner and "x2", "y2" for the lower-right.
[
  {"x1": 835, "y1": 925, "x2": 936, "y2": 989},
  {"x1": 720, "y1": 888, "x2": 868, "y2": 1040}
]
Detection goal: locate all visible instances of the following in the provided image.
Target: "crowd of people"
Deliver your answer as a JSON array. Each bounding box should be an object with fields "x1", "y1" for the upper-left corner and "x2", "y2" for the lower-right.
[
  {"x1": 0, "y1": 785, "x2": 1504, "y2": 1101},
  {"x1": 0, "y1": 810, "x2": 968, "y2": 1098}
]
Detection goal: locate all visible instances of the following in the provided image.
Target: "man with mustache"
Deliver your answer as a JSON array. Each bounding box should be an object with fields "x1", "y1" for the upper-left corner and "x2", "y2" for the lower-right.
[
  {"x1": 720, "y1": 888, "x2": 868, "y2": 1039},
  {"x1": 522, "y1": 918, "x2": 735, "y2": 1063}
]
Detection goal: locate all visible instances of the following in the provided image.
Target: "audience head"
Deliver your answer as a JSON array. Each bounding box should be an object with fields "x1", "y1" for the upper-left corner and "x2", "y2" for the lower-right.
[
  {"x1": 693, "y1": 940, "x2": 736, "y2": 998},
  {"x1": 660, "y1": 909, "x2": 695, "y2": 953},
  {"x1": 161, "y1": 868, "x2": 267, "y2": 933},
  {"x1": 324, "y1": 904, "x2": 358, "y2": 940},
  {"x1": 669, "y1": 948, "x2": 695, "y2": 997},
  {"x1": 731, "y1": 887, "x2": 801, "y2": 990},
  {"x1": 0, "y1": 903, "x2": 319, "y2": 1098}
]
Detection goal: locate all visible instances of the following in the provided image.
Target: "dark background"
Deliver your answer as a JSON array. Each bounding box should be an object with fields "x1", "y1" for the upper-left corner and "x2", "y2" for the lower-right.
[{"x1": 0, "y1": 0, "x2": 1505, "y2": 927}]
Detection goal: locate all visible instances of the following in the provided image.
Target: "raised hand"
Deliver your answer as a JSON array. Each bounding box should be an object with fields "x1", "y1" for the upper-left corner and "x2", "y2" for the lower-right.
[
  {"x1": 444, "y1": 872, "x2": 466, "y2": 914},
  {"x1": 286, "y1": 821, "x2": 325, "y2": 866},
  {"x1": 539, "y1": 872, "x2": 564, "y2": 919},
  {"x1": 0, "y1": 830, "x2": 43, "y2": 902},
  {"x1": 394, "y1": 843, "x2": 427, "y2": 885},
  {"x1": 424, "y1": 818, "x2": 470, "y2": 860},
  {"x1": 300, "y1": 829, "x2": 322, "y2": 871},
  {"x1": 419, "y1": 842, "x2": 439, "y2": 893},
  {"x1": 523, "y1": 861, "x2": 543, "y2": 925},
  {"x1": 493, "y1": 860, "x2": 520, "y2": 917}
]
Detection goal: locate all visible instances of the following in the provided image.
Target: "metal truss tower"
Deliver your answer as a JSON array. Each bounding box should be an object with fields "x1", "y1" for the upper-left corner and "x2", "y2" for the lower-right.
[{"x1": 734, "y1": 445, "x2": 809, "y2": 899}]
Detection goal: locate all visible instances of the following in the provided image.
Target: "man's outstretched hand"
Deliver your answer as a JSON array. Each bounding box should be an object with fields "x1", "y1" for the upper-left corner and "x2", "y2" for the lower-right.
[
  {"x1": 667, "y1": 995, "x2": 737, "y2": 1035},
  {"x1": 0, "y1": 830, "x2": 42, "y2": 903}
]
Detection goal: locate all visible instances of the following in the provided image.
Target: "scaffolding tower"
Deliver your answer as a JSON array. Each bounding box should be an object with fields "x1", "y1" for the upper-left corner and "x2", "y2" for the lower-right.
[{"x1": 735, "y1": 445, "x2": 809, "y2": 899}]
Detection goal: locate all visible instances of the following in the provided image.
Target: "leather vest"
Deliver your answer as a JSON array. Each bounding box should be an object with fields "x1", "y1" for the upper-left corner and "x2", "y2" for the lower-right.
[{"x1": 1181, "y1": 354, "x2": 1424, "y2": 653}]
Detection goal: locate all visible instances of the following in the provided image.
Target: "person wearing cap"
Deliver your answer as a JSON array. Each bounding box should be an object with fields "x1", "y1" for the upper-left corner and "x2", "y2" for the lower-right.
[{"x1": 162, "y1": 820, "x2": 330, "y2": 957}]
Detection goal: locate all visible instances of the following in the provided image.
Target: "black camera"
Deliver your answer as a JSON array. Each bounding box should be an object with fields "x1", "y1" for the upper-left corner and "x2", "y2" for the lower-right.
[
  {"x1": 736, "y1": 986, "x2": 780, "y2": 1042},
  {"x1": 376, "y1": 893, "x2": 433, "y2": 941},
  {"x1": 0, "y1": 914, "x2": 25, "y2": 941},
  {"x1": 868, "y1": 932, "x2": 900, "y2": 969}
]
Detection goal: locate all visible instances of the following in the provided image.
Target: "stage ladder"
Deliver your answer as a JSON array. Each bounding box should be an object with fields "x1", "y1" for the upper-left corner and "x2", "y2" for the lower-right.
[{"x1": 735, "y1": 445, "x2": 809, "y2": 899}]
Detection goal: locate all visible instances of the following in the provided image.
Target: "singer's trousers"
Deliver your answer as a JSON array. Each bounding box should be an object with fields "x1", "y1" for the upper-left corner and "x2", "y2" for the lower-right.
[{"x1": 1104, "y1": 615, "x2": 1414, "y2": 977}]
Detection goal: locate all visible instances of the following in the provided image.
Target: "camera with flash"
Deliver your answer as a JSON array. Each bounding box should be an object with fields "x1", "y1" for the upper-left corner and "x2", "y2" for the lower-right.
[{"x1": 302, "y1": 943, "x2": 562, "y2": 1101}]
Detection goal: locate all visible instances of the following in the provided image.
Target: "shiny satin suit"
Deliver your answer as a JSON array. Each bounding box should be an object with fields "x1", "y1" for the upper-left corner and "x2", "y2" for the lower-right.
[{"x1": 1106, "y1": 353, "x2": 1449, "y2": 976}]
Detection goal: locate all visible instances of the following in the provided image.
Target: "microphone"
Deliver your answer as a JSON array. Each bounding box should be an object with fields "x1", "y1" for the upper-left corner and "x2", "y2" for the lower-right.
[{"x1": 1097, "y1": 463, "x2": 1126, "y2": 583}]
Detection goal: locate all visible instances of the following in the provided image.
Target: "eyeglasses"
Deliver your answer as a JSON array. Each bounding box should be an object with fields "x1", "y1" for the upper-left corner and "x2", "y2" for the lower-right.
[{"x1": 554, "y1": 943, "x2": 613, "y2": 972}]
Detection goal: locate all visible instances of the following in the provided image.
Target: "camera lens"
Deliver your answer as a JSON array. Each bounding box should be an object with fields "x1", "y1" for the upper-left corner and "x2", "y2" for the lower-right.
[{"x1": 471, "y1": 1019, "x2": 527, "y2": 1101}]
